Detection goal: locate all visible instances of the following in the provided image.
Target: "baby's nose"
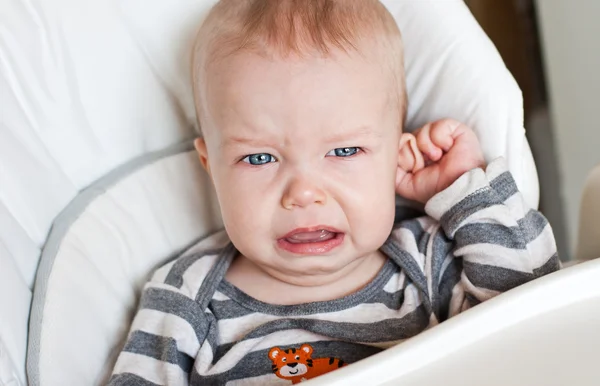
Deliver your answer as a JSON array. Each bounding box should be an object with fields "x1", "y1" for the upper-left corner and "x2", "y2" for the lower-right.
[
  {"x1": 281, "y1": 175, "x2": 327, "y2": 209},
  {"x1": 287, "y1": 362, "x2": 298, "y2": 368}
]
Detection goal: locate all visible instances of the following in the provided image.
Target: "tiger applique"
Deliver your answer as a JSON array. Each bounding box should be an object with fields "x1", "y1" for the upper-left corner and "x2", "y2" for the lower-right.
[{"x1": 268, "y1": 344, "x2": 346, "y2": 384}]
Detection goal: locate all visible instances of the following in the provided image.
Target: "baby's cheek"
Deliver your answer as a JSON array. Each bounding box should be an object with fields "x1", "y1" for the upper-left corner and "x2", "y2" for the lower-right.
[
  {"x1": 218, "y1": 189, "x2": 265, "y2": 244},
  {"x1": 351, "y1": 185, "x2": 396, "y2": 248},
  {"x1": 370, "y1": 200, "x2": 396, "y2": 241}
]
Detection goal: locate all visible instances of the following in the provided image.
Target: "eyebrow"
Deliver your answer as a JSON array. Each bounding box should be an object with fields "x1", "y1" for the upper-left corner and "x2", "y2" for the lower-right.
[
  {"x1": 221, "y1": 136, "x2": 274, "y2": 149},
  {"x1": 221, "y1": 126, "x2": 380, "y2": 149},
  {"x1": 323, "y1": 126, "x2": 381, "y2": 143}
]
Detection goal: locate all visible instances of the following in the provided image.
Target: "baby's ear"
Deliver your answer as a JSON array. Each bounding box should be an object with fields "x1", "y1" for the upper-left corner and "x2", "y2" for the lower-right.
[
  {"x1": 397, "y1": 133, "x2": 424, "y2": 174},
  {"x1": 194, "y1": 138, "x2": 212, "y2": 176}
]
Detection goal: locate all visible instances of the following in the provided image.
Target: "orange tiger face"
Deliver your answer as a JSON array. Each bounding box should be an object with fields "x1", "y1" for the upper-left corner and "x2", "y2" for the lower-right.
[
  {"x1": 269, "y1": 344, "x2": 313, "y2": 379},
  {"x1": 268, "y1": 344, "x2": 346, "y2": 384}
]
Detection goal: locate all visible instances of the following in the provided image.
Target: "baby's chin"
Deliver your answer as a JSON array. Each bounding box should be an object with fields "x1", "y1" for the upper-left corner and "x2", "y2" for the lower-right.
[{"x1": 259, "y1": 248, "x2": 384, "y2": 286}]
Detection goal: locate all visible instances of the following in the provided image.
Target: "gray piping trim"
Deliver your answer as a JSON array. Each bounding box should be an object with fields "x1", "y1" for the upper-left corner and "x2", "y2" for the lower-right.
[{"x1": 26, "y1": 141, "x2": 199, "y2": 386}]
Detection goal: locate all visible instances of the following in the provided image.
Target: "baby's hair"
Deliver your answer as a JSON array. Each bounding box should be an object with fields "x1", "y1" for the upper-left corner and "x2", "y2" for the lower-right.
[{"x1": 192, "y1": 0, "x2": 406, "y2": 135}]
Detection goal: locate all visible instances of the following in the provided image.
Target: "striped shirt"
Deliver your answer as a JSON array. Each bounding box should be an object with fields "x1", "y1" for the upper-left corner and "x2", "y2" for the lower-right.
[{"x1": 109, "y1": 158, "x2": 560, "y2": 385}]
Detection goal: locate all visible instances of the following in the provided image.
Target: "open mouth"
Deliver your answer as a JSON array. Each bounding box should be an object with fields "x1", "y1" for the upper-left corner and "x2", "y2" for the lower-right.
[
  {"x1": 285, "y1": 228, "x2": 337, "y2": 244},
  {"x1": 277, "y1": 226, "x2": 344, "y2": 255}
]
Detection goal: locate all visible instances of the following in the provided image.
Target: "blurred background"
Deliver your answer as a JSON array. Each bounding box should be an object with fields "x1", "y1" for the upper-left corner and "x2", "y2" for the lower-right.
[{"x1": 464, "y1": 0, "x2": 600, "y2": 261}]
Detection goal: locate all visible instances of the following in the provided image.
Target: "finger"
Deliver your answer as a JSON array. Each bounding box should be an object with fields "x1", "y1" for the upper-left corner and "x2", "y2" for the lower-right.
[
  {"x1": 396, "y1": 166, "x2": 440, "y2": 204},
  {"x1": 429, "y1": 119, "x2": 461, "y2": 152},
  {"x1": 416, "y1": 123, "x2": 443, "y2": 161}
]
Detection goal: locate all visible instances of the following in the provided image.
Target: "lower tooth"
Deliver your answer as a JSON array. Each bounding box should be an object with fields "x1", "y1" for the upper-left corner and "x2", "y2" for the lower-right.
[{"x1": 287, "y1": 231, "x2": 335, "y2": 243}]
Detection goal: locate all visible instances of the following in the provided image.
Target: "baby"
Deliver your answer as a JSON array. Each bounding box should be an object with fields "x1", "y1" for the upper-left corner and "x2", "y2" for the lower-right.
[{"x1": 109, "y1": 0, "x2": 560, "y2": 385}]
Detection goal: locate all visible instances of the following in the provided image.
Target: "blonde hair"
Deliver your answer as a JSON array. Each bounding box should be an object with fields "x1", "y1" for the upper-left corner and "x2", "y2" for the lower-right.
[{"x1": 192, "y1": 0, "x2": 406, "y2": 134}]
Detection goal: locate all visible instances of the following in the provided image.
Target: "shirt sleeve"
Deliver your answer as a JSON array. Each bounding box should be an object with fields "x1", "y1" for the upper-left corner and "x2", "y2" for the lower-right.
[
  {"x1": 108, "y1": 274, "x2": 208, "y2": 385},
  {"x1": 425, "y1": 157, "x2": 561, "y2": 316}
]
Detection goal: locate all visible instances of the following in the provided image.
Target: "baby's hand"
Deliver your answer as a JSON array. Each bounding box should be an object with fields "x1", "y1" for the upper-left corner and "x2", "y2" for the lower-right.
[{"x1": 395, "y1": 119, "x2": 486, "y2": 203}]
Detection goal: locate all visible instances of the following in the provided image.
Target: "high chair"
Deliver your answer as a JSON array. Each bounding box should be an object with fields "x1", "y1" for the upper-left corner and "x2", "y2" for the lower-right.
[{"x1": 1, "y1": 0, "x2": 597, "y2": 385}]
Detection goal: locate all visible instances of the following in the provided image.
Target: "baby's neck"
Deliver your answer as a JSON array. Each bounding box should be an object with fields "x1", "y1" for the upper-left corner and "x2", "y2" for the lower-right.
[{"x1": 225, "y1": 251, "x2": 388, "y2": 305}]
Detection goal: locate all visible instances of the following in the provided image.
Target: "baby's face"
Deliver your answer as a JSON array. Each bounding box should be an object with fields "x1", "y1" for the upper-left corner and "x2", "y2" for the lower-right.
[{"x1": 198, "y1": 49, "x2": 402, "y2": 285}]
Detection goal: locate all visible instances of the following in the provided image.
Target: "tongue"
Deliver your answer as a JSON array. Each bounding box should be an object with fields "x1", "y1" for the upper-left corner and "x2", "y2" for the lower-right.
[{"x1": 286, "y1": 230, "x2": 336, "y2": 244}]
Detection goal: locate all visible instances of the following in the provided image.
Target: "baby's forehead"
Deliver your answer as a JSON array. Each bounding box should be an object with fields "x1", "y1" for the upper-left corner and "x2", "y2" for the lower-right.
[
  {"x1": 202, "y1": 50, "x2": 400, "y2": 140},
  {"x1": 206, "y1": 47, "x2": 400, "y2": 104}
]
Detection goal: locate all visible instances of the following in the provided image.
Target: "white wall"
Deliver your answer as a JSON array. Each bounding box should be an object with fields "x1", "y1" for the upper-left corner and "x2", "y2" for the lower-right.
[{"x1": 535, "y1": 0, "x2": 600, "y2": 256}]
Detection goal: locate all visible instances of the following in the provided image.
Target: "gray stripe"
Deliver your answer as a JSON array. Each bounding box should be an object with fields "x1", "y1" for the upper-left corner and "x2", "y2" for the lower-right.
[
  {"x1": 195, "y1": 243, "x2": 237, "y2": 308},
  {"x1": 435, "y1": 257, "x2": 463, "y2": 321},
  {"x1": 518, "y1": 210, "x2": 550, "y2": 243},
  {"x1": 380, "y1": 239, "x2": 430, "y2": 300},
  {"x1": 210, "y1": 299, "x2": 260, "y2": 320},
  {"x1": 205, "y1": 312, "x2": 219, "y2": 359},
  {"x1": 164, "y1": 248, "x2": 224, "y2": 288},
  {"x1": 201, "y1": 340, "x2": 383, "y2": 384},
  {"x1": 440, "y1": 187, "x2": 501, "y2": 236},
  {"x1": 216, "y1": 259, "x2": 396, "y2": 316},
  {"x1": 417, "y1": 227, "x2": 431, "y2": 254},
  {"x1": 141, "y1": 287, "x2": 208, "y2": 342},
  {"x1": 397, "y1": 219, "x2": 431, "y2": 253},
  {"x1": 431, "y1": 231, "x2": 452, "y2": 288},
  {"x1": 210, "y1": 286, "x2": 405, "y2": 323},
  {"x1": 465, "y1": 250, "x2": 560, "y2": 293},
  {"x1": 364, "y1": 286, "x2": 405, "y2": 310},
  {"x1": 237, "y1": 311, "x2": 430, "y2": 343},
  {"x1": 464, "y1": 261, "x2": 533, "y2": 292},
  {"x1": 441, "y1": 171, "x2": 519, "y2": 237},
  {"x1": 123, "y1": 331, "x2": 194, "y2": 373},
  {"x1": 213, "y1": 305, "x2": 429, "y2": 363},
  {"x1": 534, "y1": 253, "x2": 561, "y2": 277},
  {"x1": 430, "y1": 232, "x2": 453, "y2": 318},
  {"x1": 490, "y1": 171, "x2": 518, "y2": 201},
  {"x1": 453, "y1": 210, "x2": 549, "y2": 252},
  {"x1": 397, "y1": 219, "x2": 423, "y2": 239},
  {"x1": 455, "y1": 223, "x2": 527, "y2": 250},
  {"x1": 108, "y1": 373, "x2": 162, "y2": 386},
  {"x1": 27, "y1": 141, "x2": 197, "y2": 386}
]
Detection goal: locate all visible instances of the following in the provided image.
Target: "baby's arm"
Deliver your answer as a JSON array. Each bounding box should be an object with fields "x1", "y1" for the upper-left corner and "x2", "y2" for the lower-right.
[
  {"x1": 425, "y1": 157, "x2": 560, "y2": 315},
  {"x1": 108, "y1": 267, "x2": 207, "y2": 385},
  {"x1": 395, "y1": 119, "x2": 559, "y2": 318}
]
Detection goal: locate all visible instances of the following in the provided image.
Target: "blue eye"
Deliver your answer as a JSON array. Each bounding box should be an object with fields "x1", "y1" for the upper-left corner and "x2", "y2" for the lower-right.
[
  {"x1": 242, "y1": 153, "x2": 277, "y2": 165},
  {"x1": 327, "y1": 147, "x2": 360, "y2": 157}
]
